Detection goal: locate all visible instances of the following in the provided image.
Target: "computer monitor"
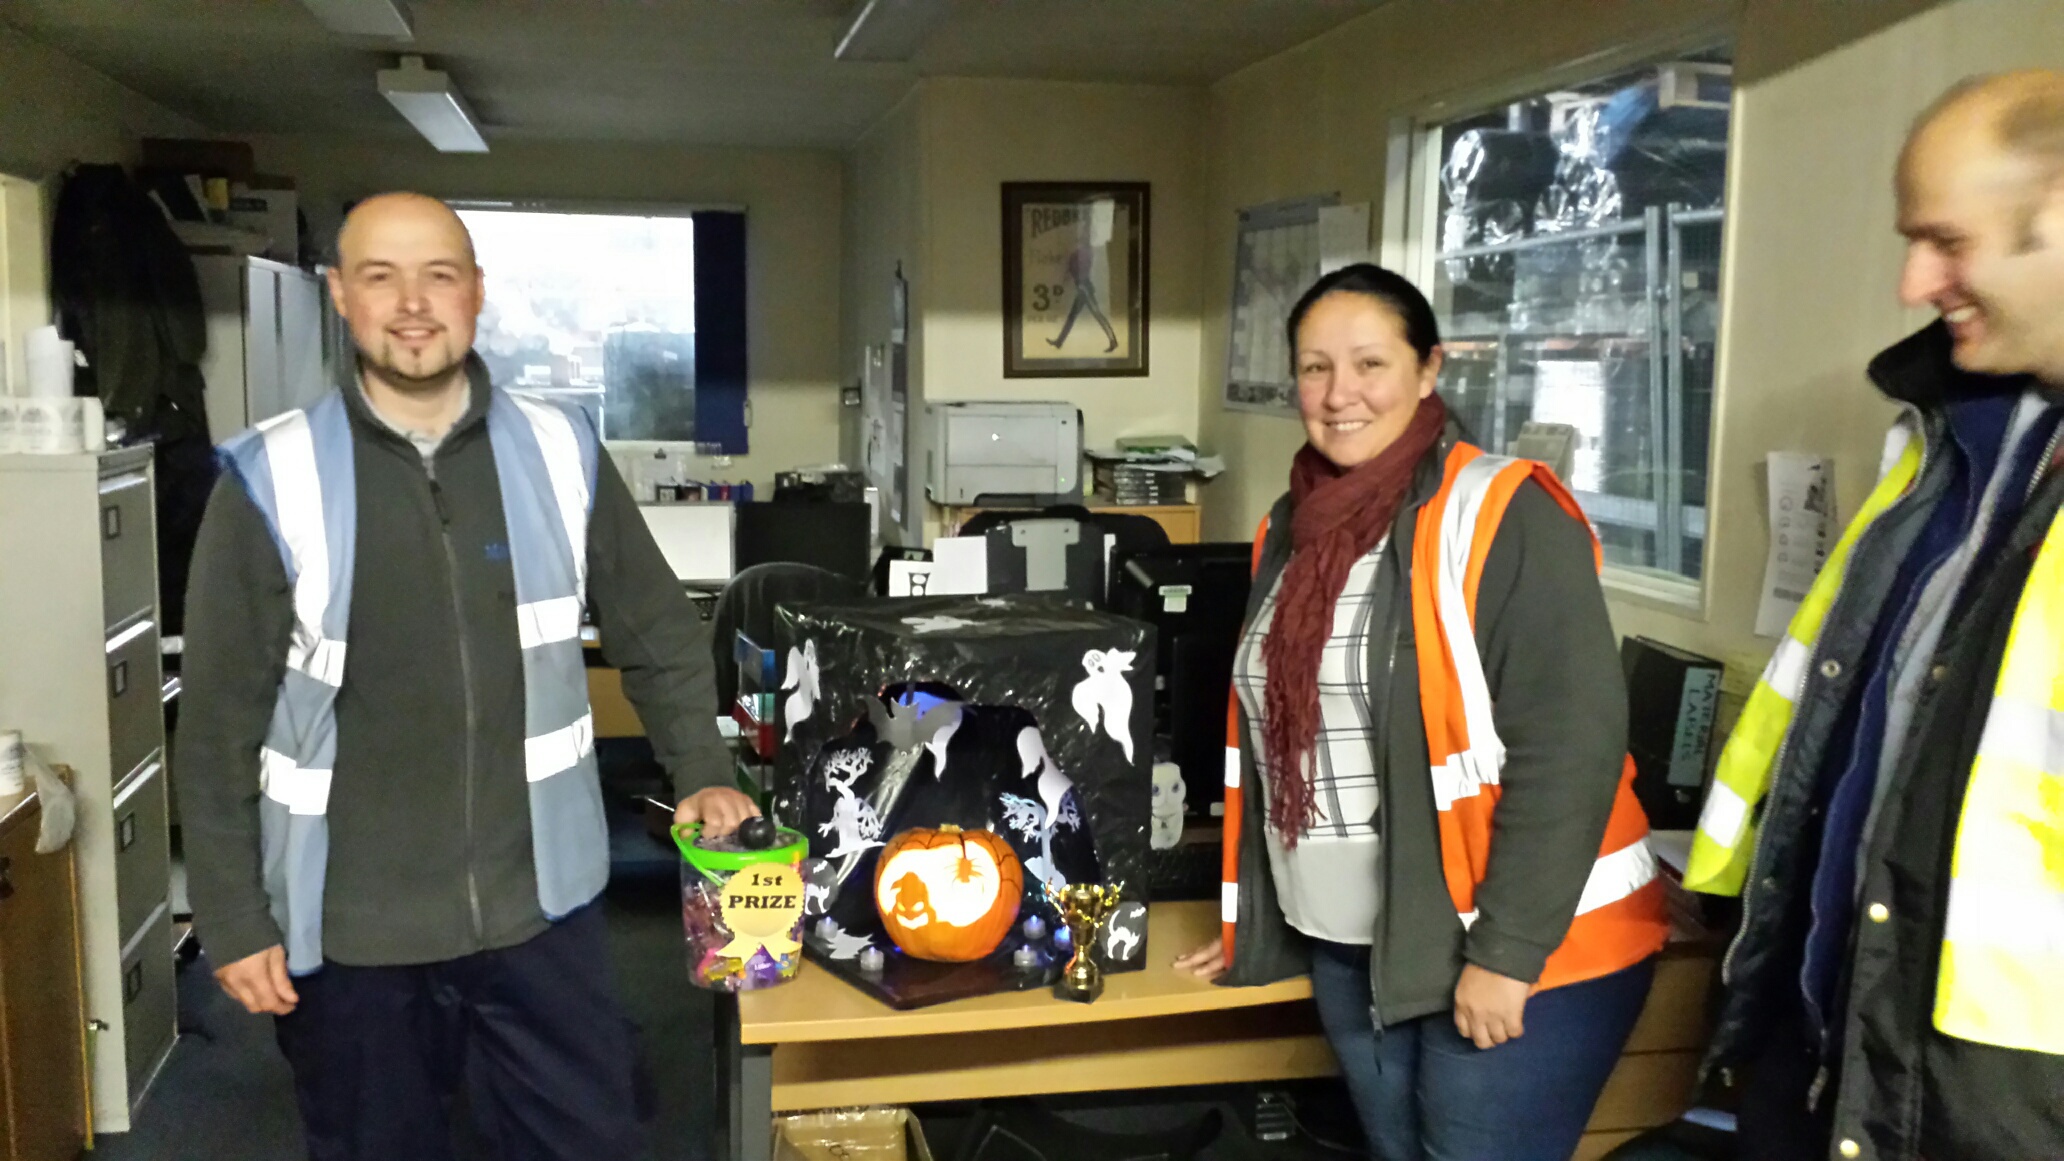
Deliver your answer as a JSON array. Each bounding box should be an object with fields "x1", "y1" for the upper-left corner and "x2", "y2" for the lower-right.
[
  {"x1": 1108, "y1": 543, "x2": 1253, "y2": 820},
  {"x1": 733, "y1": 500, "x2": 874, "y2": 585},
  {"x1": 635, "y1": 501, "x2": 735, "y2": 585}
]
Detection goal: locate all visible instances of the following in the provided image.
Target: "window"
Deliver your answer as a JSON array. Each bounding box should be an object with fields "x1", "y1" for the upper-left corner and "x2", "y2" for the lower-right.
[
  {"x1": 455, "y1": 205, "x2": 749, "y2": 452},
  {"x1": 1413, "y1": 51, "x2": 1732, "y2": 586}
]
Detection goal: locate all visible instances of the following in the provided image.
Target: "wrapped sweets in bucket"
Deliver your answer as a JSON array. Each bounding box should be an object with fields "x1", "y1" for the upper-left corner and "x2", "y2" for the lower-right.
[{"x1": 673, "y1": 818, "x2": 817, "y2": 991}]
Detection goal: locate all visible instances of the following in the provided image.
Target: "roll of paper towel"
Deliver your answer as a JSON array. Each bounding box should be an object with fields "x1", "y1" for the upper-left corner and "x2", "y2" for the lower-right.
[
  {"x1": 17, "y1": 398, "x2": 83, "y2": 454},
  {"x1": 23, "y1": 326, "x2": 73, "y2": 400},
  {"x1": 79, "y1": 397, "x2": 105, "y2": 451}
]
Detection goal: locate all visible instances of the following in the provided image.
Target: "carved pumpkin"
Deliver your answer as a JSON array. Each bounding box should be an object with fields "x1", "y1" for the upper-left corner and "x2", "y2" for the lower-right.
[{"x1": 873, "y1": 824, "x2": 1025, "y2": 962}]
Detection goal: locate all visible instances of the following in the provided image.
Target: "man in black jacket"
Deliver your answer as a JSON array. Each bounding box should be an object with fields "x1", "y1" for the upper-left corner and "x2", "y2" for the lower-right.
[
  {"x1": 1702, "y1": 72, "x2": 2064, "y2": 1161},
  {"x1": 178, "y1": 192, "x2": 755, "y2": 1159}
]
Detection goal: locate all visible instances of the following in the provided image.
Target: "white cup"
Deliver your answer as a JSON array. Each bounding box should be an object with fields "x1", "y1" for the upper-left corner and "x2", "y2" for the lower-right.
[{"x1": 18, "y1": 398, "x2": 84, "y2": 454}]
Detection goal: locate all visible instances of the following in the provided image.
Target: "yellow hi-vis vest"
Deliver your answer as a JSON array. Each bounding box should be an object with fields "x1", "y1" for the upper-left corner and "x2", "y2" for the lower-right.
[{"x1": 1687, "y1": 415, "x2": 2064, "y2": 1054}]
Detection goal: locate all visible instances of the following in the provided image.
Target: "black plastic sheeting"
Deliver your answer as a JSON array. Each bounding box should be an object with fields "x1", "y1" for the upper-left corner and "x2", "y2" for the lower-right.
[{"x1": 774, "y1": 595, "x2": 1156, "y2": 997}]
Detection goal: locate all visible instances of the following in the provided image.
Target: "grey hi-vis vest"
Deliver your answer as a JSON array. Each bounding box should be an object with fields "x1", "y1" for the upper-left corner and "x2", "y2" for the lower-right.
[{"x1": 219, "y1": 388, "x2": 606, "y2": 975}]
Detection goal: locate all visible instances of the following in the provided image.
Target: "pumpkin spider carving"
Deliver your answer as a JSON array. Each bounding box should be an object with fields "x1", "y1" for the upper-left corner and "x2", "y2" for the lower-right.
[{"x1": 873, "y1": 825, "x2": 1024, "y2": 962}]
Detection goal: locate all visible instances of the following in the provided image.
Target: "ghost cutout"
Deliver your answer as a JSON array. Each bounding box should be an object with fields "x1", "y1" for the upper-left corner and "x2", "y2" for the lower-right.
[
  {"x1": 1014, "y1": 726, "x2": 1082, "y2": 890},
  {"x1": 1070, "y1": 649, "x2": 1137, "y2": 762},
  {"x1": 781, "y1": 640, "x2": 821, "y2": 742},
  {"x1": 1150, "y1": 762, "x2": 1186, "y2": 851},
  {"x1": 902, "y1": 614, "x2": 979, "y2": 634}
]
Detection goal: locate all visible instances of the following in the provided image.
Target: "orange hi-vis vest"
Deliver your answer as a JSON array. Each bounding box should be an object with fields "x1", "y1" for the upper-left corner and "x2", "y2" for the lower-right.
[{"x1": 1220, "y1": 444, "x2": 1670, "y2": 990}]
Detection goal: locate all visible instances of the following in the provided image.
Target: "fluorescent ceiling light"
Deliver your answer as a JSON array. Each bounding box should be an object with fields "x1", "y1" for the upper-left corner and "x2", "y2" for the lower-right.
[
  {"x1": 378, "y1": 56, "x2": 488, "y2": 153},
  {"x1": 834, "y1": 0, "x2": 952, "y2": 62},
  {"x1": 299, "y1": 0, "x2": 413, "y2": 39}
]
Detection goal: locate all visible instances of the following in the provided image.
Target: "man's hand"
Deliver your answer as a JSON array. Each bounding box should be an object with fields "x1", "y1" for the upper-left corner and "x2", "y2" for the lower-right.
[
  {"x1": 675, "y1": 786, "x2": 761, "y2": 838},
  {"x1": 216, "y1": 945, "x2": 299, "y2": 1016},
  {"x1": 1453, "y1": 962, "x2": 1531, "y2": 1050},
  {"x1": 1174, "y1": 936, "x2": 1228, "y2": 981}
]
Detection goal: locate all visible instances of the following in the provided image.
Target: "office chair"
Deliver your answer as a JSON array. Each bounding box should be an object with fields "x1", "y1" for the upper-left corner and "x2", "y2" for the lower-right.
[{"x1": 709, "y1": 562, "x2": 869, "y2": 713}]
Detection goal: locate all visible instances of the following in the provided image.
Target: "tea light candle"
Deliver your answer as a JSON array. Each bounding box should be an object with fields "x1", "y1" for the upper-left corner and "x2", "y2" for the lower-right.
[
  {"x1": 1022, "y1": 915, "x2": 1047, "y2": 942},
  {"x1": 857, "y1": 946, "x2": 886, "y2": 975},
  {"x1": 1012, "y1": 945, "x2": 1040, "y2": 971}
]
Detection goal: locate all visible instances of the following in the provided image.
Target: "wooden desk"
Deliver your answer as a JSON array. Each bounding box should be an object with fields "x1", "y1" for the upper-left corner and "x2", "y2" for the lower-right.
[
  {"x1": 722, "y1": 901, "x2": 1325, "y2": 1160},
  {"x1": 0, "y1": 785, "x2": 90, "y2": 1161},
  {"x1": 720, "y1": 900, "x2": 1714, "y2": 1161}
]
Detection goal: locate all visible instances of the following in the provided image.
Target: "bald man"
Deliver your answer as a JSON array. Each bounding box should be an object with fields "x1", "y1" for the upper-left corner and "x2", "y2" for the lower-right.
[
  {"x1": 1688, "y1": 73, "x2": 2064, "y2": 1161},
  {"x1": 177, "y1": 191, "x2": 756, "y2": 1159}
]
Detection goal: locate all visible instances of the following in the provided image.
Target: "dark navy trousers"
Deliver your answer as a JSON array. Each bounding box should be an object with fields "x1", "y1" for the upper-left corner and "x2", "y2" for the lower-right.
[
  {"x1": 1310, "y1": 940, "x2": 1655, "y2": 1161},
  {"x1": 273, "y1": 903, "x2": 641, "y2": 1161}
]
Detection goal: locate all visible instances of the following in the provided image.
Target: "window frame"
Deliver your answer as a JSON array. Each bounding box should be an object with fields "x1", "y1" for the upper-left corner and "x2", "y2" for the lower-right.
[
  {"x1": 1382, "y1": 30, "x2": 1736, "y2": 611},
  {"x1": 446, "y1": 197, "x2": 747, "y2": 459}
]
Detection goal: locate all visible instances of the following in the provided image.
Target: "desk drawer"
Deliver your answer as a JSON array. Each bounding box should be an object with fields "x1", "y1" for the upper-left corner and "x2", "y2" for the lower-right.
[
  {"x1": 120, "y1": 905, "x2": 175, "y2": 1107},
  {"x1": 112, "y1": 760, "x2": 171, "y2": 946},
  {"x1": 105, "y1": 621, "x2": 164, "y2": 788},
  {"x1": 99, "y1": 469, "x2": 157, "y2": 632}
]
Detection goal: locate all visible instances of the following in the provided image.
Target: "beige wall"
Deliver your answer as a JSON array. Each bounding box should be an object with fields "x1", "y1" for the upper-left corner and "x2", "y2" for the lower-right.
[
  {"x1": 0, "y1": 27, "x2": 199, "y2": 392},
  {"x1": 246, "y1": 135, "x2": 846, "y2": 488},
  {"x1": 916, "y1": 77, "x2": 1209, "y2": 454},
  {"x1": 0, "y1": 25, "x2": 200, "y2": 180},
  {"x1": 1195, "y1": 0, "x2": 2047, "y2": 693},
  {"x1": 1612, "y1": 0, "x2": 2062, "y2": 680},
  {"x1": 842, "y1": 90, "x2": 926, "y2": 535}
]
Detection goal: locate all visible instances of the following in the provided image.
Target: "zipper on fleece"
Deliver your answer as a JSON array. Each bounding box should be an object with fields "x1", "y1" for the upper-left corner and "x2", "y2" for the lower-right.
[{"x1": 428, "y1": 471, "x2": 487, "y2": 946}]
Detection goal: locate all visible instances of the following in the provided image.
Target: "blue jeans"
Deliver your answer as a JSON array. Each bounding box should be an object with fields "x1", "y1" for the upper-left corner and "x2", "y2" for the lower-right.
[
  {"x1": 274, "y1": 904, "x2": 641, "y2": 1161},
  {"x1": 1309, "y1": 940, "x2": 1655, "y2": 1161}
]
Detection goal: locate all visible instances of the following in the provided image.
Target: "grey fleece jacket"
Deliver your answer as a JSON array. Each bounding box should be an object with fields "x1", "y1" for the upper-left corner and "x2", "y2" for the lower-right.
[
  {"x1": 177, "y1": 358, "x2": 730, "y2": 969},
  {"x1": 1222, "y1": 429, "x2": 1632, "y2": 1027}
]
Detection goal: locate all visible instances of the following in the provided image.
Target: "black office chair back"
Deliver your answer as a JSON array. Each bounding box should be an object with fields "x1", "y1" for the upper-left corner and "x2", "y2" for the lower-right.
[{"x1": 710, "y1": 562, "x2": 868, "y2": 712}]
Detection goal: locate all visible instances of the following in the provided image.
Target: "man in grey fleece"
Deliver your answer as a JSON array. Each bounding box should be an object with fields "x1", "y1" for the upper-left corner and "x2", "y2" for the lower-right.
[{"x1": 177, "y1": 192, "x2": 754, "y2": 1159}]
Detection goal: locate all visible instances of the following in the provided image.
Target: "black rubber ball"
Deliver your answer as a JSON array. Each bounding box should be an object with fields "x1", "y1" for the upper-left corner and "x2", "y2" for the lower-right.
[{"x1": 738, "y1": 816, "x2": 777, "y2": 850}]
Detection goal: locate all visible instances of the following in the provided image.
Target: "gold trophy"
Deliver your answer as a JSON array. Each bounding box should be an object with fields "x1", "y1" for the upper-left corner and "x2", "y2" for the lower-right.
[{"x1": 1047, "y1": 881, "x2": 1124, "y2": 1003}]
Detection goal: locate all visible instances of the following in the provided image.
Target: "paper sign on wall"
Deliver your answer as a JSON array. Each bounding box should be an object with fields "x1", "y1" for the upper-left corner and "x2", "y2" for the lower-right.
[
  {"x1": 1755, "y1": 452, "x2": 1837, "y2": 638},
  {"x1": 1317, "y1": 202, "x2": 1372, "y2": 275}
]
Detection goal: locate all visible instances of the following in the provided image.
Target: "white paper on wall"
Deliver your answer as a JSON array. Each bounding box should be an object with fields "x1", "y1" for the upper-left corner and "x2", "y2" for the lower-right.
[
  {"x1": 1317, "y1": 202, "x2": 1372, "y2": 275},
  {"x1": 1755, "y1": 452, "x2": 1837, "y2": 638}
]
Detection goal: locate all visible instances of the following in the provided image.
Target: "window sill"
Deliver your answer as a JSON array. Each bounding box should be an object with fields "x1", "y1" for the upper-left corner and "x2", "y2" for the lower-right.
[{"x1": 1602, "y1": 566, "x2": 1705, "y2": 618}]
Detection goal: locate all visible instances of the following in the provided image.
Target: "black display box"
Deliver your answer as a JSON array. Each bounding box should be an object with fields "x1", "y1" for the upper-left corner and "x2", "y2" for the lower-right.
[{"x1": 774, "y1": 595, "x2": 1156, "y2": 1006}]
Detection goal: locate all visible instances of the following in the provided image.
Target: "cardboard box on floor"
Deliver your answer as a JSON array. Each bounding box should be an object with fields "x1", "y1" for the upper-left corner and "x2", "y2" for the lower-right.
[{"x1": 773, "y1": 1108, "x2": 934, "y2": 1161}]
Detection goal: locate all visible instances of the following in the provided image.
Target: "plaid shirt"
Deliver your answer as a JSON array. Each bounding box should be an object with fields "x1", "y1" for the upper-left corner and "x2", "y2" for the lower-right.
[{"x1": 1234, "y1": 538, "x2": 1386, "y2": 944}]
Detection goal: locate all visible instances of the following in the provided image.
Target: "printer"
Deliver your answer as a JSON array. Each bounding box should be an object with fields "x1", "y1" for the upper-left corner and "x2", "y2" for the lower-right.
[{"x1": 925, "y1": 401, "x2": 1082, "y2": 506}]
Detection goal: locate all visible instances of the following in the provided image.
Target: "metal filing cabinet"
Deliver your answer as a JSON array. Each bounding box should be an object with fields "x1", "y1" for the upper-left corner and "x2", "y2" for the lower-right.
[{"x1": 0, "y1": 448, "x2": 175, "y2": 1134}]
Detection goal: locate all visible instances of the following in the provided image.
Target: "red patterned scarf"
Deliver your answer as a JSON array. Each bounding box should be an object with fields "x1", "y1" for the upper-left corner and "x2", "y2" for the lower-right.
[{"x1": 1263, "y1": 394, "x2": 1448, "y2": 844}]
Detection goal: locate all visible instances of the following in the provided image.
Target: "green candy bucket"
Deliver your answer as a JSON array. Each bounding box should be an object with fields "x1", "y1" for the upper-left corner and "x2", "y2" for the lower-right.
[{"x1": 673, "y1": 822, "x2": 811, "y2": 992}]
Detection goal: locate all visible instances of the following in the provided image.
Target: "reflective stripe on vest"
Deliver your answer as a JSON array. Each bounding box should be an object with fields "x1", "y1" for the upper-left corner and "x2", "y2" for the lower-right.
[
  {"x1": 1682, "y1": 418, "x2": 1924, "y2": 896},
  {"x1": 1221, "y1": 445, "x2": 1670, "y2": 987},
  {"x1": 1935, "y1": 497, "x2": 2064, "y2": 1053},
  {"x1": 219, "y1": 387, "x2": 607, "y2": 975}
]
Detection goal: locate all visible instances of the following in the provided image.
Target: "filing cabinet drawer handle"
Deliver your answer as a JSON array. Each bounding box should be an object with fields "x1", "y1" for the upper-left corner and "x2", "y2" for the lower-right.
[
  {"x1": 118, "y1": 811, "x2": 138, "y2": 852},
  {"x1": 0, "y1": 856, "x2": 12, "y2": 901},
  {"x1": 124, "y1": 961, "x2": 144, "y2": 1004},
  {"x1": 110, "y1": 660, "x2": 129, "y2": 699},
  {"x1": 103, "y1": 504, "x2": 122, "y2": 541}
]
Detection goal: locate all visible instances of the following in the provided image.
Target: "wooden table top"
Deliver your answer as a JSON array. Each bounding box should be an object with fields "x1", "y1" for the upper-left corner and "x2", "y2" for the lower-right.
[{"x1": 736, "y1": 900, "x2": 1313, "y2": 1045}]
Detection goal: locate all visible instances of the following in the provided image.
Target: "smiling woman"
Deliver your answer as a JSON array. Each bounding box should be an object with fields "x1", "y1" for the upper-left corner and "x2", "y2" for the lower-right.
[{"x1": 453, "y1": 203, "x2": 751, "y2": 454}]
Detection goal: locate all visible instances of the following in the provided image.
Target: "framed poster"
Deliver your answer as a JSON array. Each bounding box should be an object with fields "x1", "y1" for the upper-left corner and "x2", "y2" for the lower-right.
[
  {"x1": 1002, "y1": 182, "x2": 1149, "y2": 378},
  {"x1": 1224, "y1": 194, "x2": 1335, "y2": 414}
]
